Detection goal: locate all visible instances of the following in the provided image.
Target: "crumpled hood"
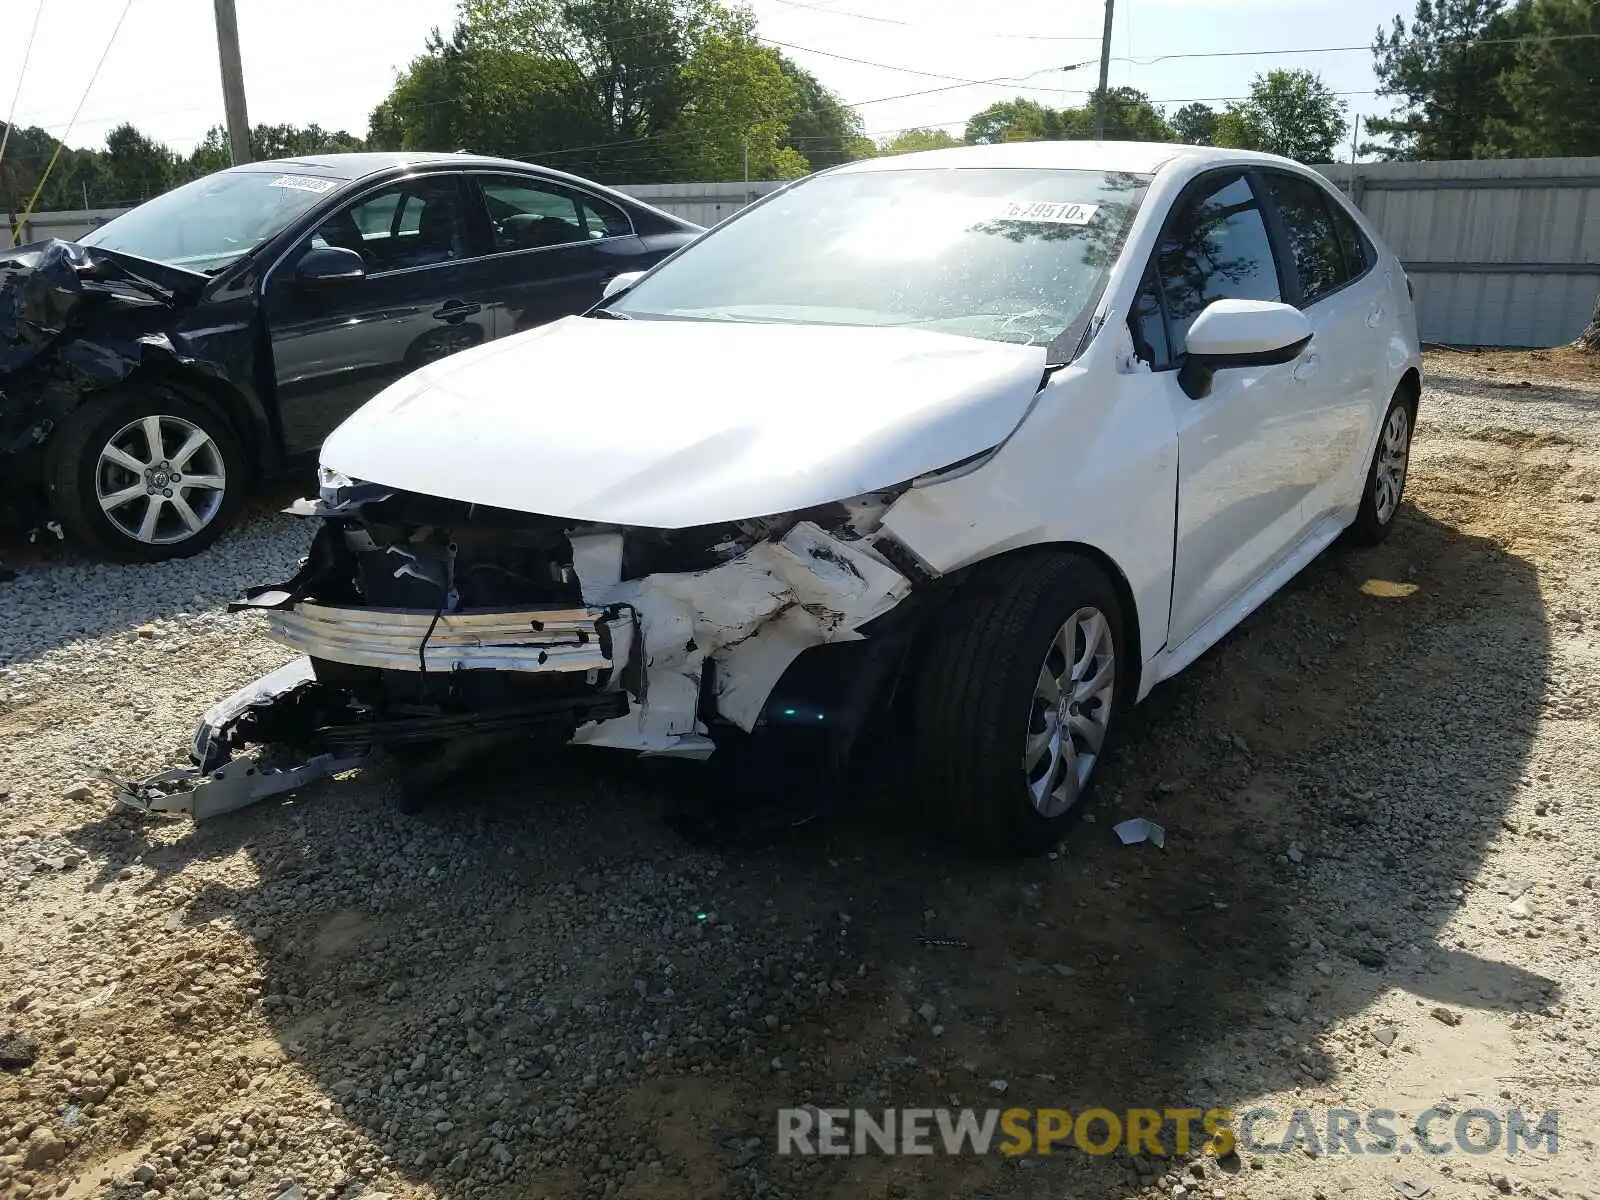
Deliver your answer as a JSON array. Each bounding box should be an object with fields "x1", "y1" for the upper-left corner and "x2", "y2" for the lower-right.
[
  {"x1": 321, "y1": 315, "x2": 1047, "y2": 528},
  {"x1": 2, "y1": 241, "x2": 213, "y2": 464},
  {"x1": 1, "y1": 240, "x2": 201, "y2": 381}
]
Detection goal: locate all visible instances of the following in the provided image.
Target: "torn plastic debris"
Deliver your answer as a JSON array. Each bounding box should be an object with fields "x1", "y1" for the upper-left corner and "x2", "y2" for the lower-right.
[
  {"x1": 1114, "y1": 817, "x2": 1166, "y2": 848},
  {"x1": 571, "y1": 519, "x2": 911, "y2": 754}
]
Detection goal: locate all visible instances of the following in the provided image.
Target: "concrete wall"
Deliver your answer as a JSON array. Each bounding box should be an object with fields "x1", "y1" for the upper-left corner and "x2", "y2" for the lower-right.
[
  {"x1": 1316, "y1": 157, "x2": 1600, "y2": 347},
  {"x1": 17, "y1": 159, "x2": 1600, "y2": 347},
  {"x1": 10, "y1": 207, "x2": 126, "y2": 244},
  {"x1": 615, "y1": 180, "x2": 786, "y2": 228}
]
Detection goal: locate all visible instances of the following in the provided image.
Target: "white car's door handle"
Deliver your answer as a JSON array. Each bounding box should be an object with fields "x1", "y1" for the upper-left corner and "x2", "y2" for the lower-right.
[{"x1": 1293, "y1": 353, "x2": 1321, "y2": 382}]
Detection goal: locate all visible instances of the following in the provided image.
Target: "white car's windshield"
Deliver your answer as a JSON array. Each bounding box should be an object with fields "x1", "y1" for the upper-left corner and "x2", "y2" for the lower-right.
[
  {"x1": 612, "y1": 167, "x2": 1148, "y2": 349},
  {"x1": 79, "y1": 167, "x2": 342, "y2": 274}
]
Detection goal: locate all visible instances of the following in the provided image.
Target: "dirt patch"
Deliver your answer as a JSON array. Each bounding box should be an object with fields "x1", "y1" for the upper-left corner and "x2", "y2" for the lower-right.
[
  {"x1": 1425, "y1": 342, "x2": 1600, "y2": 387},
  {"x1": 3, "y1": 368, "x2": 1598, "y2": 1200}
]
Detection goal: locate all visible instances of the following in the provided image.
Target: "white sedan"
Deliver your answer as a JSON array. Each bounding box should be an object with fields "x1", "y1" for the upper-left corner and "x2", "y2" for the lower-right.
[{"x1": 123, "y1": 141, "x2": 1420, "y2": 853}]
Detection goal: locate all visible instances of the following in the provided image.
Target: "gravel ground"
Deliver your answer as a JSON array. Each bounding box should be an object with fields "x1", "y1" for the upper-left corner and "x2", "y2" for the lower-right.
[{"x1": 2, "y1": 351, "x2": 1598, "y2": 1200}]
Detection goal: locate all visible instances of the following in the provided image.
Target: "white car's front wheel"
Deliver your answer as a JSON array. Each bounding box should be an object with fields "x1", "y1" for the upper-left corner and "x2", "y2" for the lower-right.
[{"x1": 912, "y1": 551, "x2": 1127, "y2": 854}]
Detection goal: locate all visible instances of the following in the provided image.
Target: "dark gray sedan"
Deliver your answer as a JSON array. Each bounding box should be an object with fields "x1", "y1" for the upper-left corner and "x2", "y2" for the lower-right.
[{"x1": 0, "y1": 152, "x2": 700, "y2": 561}]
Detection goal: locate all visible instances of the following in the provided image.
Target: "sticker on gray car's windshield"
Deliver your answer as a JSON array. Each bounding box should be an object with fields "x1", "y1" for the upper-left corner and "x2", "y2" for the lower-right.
[
  {"x1": 268, "y1": 174, "x2": 339, "y2": 193},
  {"x1": 999, "y1": 201, "x2": 1100, "y2": 225}
]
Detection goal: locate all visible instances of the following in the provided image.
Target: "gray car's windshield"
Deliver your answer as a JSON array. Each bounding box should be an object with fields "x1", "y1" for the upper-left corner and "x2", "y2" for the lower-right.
[
  {"x1": 612, "y1": 167, "x2": 1147, "y2": 349},
  {"x1": 79, "y1": 168, "x2": 342, "y2": 273}
]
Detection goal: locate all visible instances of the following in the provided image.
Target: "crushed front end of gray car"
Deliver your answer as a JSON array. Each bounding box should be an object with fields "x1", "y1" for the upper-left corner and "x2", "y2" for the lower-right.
[{"x1": 0, "y1": 239, "x2": 206, "y2": 529}]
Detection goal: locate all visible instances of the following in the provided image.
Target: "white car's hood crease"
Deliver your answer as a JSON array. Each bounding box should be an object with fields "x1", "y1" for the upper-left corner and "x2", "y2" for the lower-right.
[{"x1": 321, "y1": 315, "x2": 1048, "y2": 528}]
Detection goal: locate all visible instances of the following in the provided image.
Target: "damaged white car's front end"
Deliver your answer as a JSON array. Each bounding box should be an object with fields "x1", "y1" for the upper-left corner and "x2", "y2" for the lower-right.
[{"x1": 116, "y1": 312, "x2": 1052, "y2": 820}]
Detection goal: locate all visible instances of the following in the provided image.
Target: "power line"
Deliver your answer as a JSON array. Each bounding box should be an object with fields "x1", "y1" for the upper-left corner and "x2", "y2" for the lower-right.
[
  {"x1": 11, "y1": 0, "x2": 134, "y2": 242},
  {"x1": 846, "y1": 63, "x2": 1098, "y2": 107},
  {"x1": 763, "y1": 0, "x2": 1105, "y2": 40},
  {"x1": 0, "y1": 0, "x2": 48, "y2": 173},
  {"x1": 760, "y1": 37, "x2": 1088, "y2": 94}
]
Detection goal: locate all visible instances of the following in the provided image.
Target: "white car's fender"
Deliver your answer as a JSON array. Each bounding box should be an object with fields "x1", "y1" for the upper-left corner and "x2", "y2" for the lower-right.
[{"x1": 878, "y1": 334, "x2": 1180, "y2": 695}]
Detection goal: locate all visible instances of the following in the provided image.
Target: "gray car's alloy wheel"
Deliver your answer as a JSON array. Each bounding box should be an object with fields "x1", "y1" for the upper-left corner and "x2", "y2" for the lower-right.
[
  {"x1": 46, "y1": 386, "x2": 246, "y2": 563},
  {"x1": 913, "y1": 550, "x2": 1127, "y2": 854},
  {"x1": 94, "y1": 414, "x2": 229, "y2": 547}
]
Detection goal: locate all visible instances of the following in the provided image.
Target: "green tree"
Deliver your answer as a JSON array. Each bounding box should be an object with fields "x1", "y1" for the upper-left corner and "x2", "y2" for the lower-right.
[
  {"x1": 1214, "y1": 70, "x2": 1347, "y2": 162},
  {"x1": 877, "y1": 127, "x2": 962, "y2": 155},
  {"x1": 964, "y1": 89, "x2": 1171, "y2": 145},
  {"x1": 1, "y1": 122, "x2": 175, "y2": 218},
  {"x1": 187, "y1": 122, "x2": 366, "y2": 179},
  {"x1": 779, "y1": 57, "x2": 874, "y2": 168},
  {"x1": 368, "y1": 20, "x2": 597, "y2": 164},
  {"x1": 1482, "y1": 0, "x2": 1600, "y2": 156},
  {"x1": 964, "y1": 97, "x2": 1063, "y2": 144},
  {"x1": 1, "y1": 123, "x2": 80, "y2": 215},
  {"x1": 372, "y1": 1, "x2": 824, "y2": 182},
  {"x1": 1212, "y1": 107, "x2": 1266, "y2": 152},
  {"x1": 667, "y1": 8, "x2": 807, "y2": 181},
  {"x1": 100, "y1": 123, "x2": 176, "y2": 203},
  {"x1": 1060, "y1": 88, "x2": 1174, "y2": 140},
  {"x1": 1171, "y1": 101, "x2": 1219, "y2": 145},
  {"x1": 1367, "y1": 0, "x2": 1519, "y2": 159}
]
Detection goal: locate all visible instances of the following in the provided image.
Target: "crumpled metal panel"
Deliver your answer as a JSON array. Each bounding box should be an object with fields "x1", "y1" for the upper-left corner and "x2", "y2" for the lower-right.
[
  {"x1": 0, "y1": 240, "x2": 95, "y2": 376},
  {"x1": 0, "y1": 239, "x2": 202, "y2": 467}
]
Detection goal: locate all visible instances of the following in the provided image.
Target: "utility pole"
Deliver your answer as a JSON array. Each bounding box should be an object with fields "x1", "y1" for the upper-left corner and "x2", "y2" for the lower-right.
[
  {"x1": 1348, "y1": 114, "x2": 1363, "y2": 209},
  {"x1": 1092, "y1": 0, "x2": 1115, "y2": 140},
  {"x1": 213, "y1": 0, "x2": 252, "y2": 165}
]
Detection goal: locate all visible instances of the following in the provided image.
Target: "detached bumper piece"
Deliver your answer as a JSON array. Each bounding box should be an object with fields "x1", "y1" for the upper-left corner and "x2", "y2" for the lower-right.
[
  {"x1": 111, "y1": 648, "x2": 630, "y2": 822},
  {"x1": 112, "y1": 753, "x2": 367, "y2": 821},
  {"x1": 266, "y1": 602, "x2": 631, "y2": 679}
]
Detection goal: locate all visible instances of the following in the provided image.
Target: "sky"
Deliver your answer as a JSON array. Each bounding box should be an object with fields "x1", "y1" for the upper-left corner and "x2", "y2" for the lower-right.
[{"x1": 0, "y1": 0, "x2": 1414, "y2": 165}]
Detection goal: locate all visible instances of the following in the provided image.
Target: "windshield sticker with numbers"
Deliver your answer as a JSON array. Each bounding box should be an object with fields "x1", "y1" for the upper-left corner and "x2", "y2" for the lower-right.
[
  {"x1": 268, "y1": 174, "x2": 340, "y2": 194},
  {"x1": 998, "y1": 201, "x2": 1100, "y2": 225}
]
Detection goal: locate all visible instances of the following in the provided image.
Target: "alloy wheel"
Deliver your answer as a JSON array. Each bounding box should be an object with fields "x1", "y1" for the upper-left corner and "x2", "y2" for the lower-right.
[
  {"x1": 1373, "y1": 405, "x2": 1411, "y2": 525},
  {"x1": 1024, "y1": 605, "x2": 1116, "y2": 819},
  {"x1": 94, "y1": 414, "x2": 228, "y2": 546}
]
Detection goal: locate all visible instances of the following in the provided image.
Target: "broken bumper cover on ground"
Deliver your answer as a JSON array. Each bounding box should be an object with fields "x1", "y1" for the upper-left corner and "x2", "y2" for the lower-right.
[{"x1": 114, "y1": 659, "x2": 367, "y2": 819}]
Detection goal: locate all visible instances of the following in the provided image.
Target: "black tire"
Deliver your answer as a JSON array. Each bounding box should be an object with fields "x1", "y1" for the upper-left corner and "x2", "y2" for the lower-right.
[
  {"x1": 911, "y1": 551, "x2": 1128, "y2": 855},
  {"x1": 44, "y1": 385, "x2": 246, "y2": 563},
  {"x1": 1346, "y1": 389, "x2": 1415, "y2": 547}
]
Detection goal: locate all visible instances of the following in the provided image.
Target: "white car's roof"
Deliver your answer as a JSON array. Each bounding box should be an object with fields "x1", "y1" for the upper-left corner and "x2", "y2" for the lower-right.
[{"x1": 831, "y1": 140, "x2": 1304, "y2": 178}]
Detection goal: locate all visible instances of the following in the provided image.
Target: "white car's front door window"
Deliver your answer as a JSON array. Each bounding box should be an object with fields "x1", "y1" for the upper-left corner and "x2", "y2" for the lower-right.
[{"x1": 1153, "y1": 172, "x2": 1319, "y2": 650}]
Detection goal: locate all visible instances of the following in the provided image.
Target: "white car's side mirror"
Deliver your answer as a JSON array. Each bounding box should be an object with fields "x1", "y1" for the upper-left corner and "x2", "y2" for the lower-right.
[
  {"x1": 602, "y1": 270, "x2": 646, "y2": 300},
  {"x1": 1180, "y1": 299, "x2": 1313, "y2": 399}
]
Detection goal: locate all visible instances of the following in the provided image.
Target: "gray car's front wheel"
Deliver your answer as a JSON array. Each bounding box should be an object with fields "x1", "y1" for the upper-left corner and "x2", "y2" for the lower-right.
[
  {"x1": 46, "y1": 386, "x2": 246, "y2": 563},
  {"x1": 912, "y1": 550, "x2": 1127, "y2": 854}
]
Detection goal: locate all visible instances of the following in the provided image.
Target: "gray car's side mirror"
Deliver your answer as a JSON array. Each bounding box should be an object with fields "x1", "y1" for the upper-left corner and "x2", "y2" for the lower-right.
[
  {"x1": 1179, "y1": 299, "x2": 1313, "y2": 400},
  {"x1": 295, "y1": 246, "x2": 367, "y2": 287},
  {"x1": 602, "y1": 270, "x2": 645, "y2": 300}
]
